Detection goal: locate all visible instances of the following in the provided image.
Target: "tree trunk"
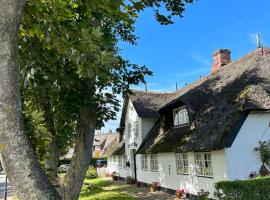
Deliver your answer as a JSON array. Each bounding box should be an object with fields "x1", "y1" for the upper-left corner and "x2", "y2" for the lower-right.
[
  {"x1": 44, "y1": 137, "x2": 60, "y2": 183},
  {"x1": 0, "y1": 1, "x2": 61, "y2": 199},
  {"x1": 38, "y1": 98, "x2": 60, "y2": 183},
  {"x1": 62, "y1": 107, "x2": 95, "y2": 200}
]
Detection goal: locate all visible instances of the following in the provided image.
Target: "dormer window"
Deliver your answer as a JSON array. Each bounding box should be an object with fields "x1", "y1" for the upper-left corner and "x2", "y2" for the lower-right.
[{"x1": 173, "y1": 106, "x2": 189, "y2": 126}]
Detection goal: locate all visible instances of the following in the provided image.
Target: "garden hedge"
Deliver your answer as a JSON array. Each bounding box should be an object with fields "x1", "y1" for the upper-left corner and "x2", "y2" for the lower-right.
[{"x1": 215, "y1": 177, "x2": 270, "y2": 200}]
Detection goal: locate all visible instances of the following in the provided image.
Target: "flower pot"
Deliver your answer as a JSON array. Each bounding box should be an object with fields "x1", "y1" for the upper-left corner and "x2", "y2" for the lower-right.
[
  {"x1": 175, "y1": 192, "x2": 183, "y2": 199},
  {"x1": 150, "y1": 186, "x2": 157, "y2": 192},
  {"x1": 112, "y1": 175, "x2": 118, "y2": 181},
  {"x1": 150, "y1": 182, "x2": 158, "y2": 192}
]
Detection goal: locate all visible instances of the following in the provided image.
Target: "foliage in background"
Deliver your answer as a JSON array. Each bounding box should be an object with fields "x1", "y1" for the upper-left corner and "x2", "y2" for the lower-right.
[
  {"x1": 255, "y1": 140, "x2": 270, "y2": 166},
  {"x1": 215, "y1": 177, "x2": 270, "y2": 200},
  {"x1": 85, "y1": 166, "x2": 98, "y2": 179},
  {"x1": 23, "y1": 100, "x2": 51, "y2": 161}
]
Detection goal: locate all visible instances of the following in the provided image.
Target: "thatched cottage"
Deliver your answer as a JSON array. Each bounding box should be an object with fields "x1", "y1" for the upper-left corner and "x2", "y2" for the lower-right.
[{"x1": 107, "y1": 48, "x2": 270, "y2": 197}]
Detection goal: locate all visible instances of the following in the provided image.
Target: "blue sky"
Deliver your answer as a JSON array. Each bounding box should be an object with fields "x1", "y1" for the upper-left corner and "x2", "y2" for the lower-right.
[{"x1": 101, "y1": 0, "x2": 270, "y2": 133}]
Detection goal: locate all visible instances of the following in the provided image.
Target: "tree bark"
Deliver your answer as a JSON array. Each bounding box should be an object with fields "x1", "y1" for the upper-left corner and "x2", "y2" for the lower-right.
[
  {"x1": 62, "y1": 107, "x2": 95, "y2": 200},
  {"x1": 0, "y1": 1, "x2": 61, "y2": 199},
  {"x1": 44, "y1": 137, "x2": 60, "y2": 183}
]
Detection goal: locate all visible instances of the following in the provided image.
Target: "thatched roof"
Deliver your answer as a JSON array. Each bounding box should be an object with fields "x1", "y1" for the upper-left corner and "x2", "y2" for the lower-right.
[
  {"x1": 137, "y1": 48, "x2": 270, "y2": 154},
  {"x1": 119, "y1": 90, "x2": 178, "y2": 129},
  {"x1": 110, "y1": 141, "x2": 125, "y2": 155},
  {"x1": 98, "y1": 133, "x2": 119, "y2": 157}
]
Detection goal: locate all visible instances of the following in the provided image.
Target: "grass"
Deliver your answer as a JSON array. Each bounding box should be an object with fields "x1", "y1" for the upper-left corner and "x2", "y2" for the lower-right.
[{"x1": 79, "y1": 178, "x2": 136, "y2": 200}]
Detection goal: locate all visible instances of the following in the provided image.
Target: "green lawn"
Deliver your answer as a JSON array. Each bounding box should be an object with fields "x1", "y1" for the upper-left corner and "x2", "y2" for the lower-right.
[{"x1": 79, "y1": 178, "x2": 136, "y2": 200}]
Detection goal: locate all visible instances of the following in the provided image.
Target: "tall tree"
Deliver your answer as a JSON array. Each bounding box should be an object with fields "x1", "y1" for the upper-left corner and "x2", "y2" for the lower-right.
[
  {"x1": 0, "y1": 0, "x2": 194, "y2": 199},
  {"x1": 0, "y1": 1, "x2": 62, "y2": 199}
]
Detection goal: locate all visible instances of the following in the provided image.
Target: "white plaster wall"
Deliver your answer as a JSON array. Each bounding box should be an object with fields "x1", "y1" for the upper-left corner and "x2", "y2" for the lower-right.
[
  {"x1": 139, "y1": 118, "x2": 157, "y2": 145},
  {"x1": 226, "y1": 111, "x2": 270, "y2": 180},
  {"x1": 121, "y1": 100, "x2": 157, "y2": 178},
  {"x1": 107, "y1": 156, "x2": 117, "y2": 174},
  {"x1": 136, "y1": 151, "x2": 228, "y2": 198},
  {"x1": 107, "y1": 155, "x2": 129, "y2": 178}
]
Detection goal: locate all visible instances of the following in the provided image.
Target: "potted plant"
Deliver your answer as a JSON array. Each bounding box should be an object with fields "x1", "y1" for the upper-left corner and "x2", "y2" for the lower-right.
[
  {"x1": 197, "y1": 189, "x2": 210, "y2": 200},
  {"x1": 175, "y1": 188, "x2": 185, "y2": 199},
  {"x1": 150, "y1": 181, "x2": 158, "y2": 192},
  {"x1": 111, "y1": 171, "x2": 118, "y2": 181}
]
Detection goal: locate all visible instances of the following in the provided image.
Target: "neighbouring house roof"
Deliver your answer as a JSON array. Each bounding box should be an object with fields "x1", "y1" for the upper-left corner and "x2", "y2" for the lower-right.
[
  {"x1": 100, "y1": 134, "x2": 119, "y2": 156},
  {"x1": 137, "y1": 48, "x2": 270, "y2": 153},
  {"x1": 93, "y1": 134, "x2": 107, "y2": 146},
  {"x1": 110, "y1": 141, "x2": 125, "y2": 155},
  {"x1": 93, "y1": 133, "x2": 119, "y2": 157}
]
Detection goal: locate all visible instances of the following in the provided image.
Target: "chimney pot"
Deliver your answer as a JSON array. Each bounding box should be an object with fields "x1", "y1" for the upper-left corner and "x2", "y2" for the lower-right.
[{"x1": 212, "y1": 49, "x2": 231, "y2": 73}]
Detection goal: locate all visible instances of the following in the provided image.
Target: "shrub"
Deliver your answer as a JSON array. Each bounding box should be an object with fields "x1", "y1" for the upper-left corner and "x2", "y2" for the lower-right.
[
  {"x1": 255, "y1": 140, "x2": 270, "y2": 166},
  {"x1": 215, "y1": 176, "x2": 270, "y2": 200},
  {"x1": 198, "y1": 189, "x2": 210, "y2": 200},
  {"x1": 85, "y1": 166, "x2": 98, "y2": 179}
]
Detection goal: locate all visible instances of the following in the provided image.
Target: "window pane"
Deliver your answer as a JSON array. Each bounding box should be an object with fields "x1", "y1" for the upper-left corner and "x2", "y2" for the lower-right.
[
  {"x1": 119, "y1": 156, "x2": 122, "y2": 168},
  {"x1": 176, "y1": 153, "x2": 189, "y2": 174},
  {"x1": 195, "y1": 153, "x2": 204, "y2": 176},
  {"x1": 150, "y1": 154, "x2": 158, "y2": 171},
  {"x1": 173, "y1": 107, "x2": 189, "y2": 126}
]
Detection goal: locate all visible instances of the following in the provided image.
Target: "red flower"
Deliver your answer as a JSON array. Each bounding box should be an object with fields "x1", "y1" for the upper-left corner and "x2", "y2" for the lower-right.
[{"x1": 176, "y1": 188, "x2": 185, "y2": 194}]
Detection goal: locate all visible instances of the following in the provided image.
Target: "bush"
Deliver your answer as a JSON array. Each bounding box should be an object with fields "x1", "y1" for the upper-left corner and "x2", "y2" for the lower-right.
[
  {"x1": 85, "y1": 166, "x2": 98, "y2": 179},
  {"x1": 215, "y1": 176, "x2": 270, "y2": 200}
]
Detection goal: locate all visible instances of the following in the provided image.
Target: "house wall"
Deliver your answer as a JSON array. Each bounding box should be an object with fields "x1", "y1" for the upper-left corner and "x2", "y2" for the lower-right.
[
  {"x1": 136, "y1": 150, "x2": 228, "y2": 197},
  {"x1": 107, "y1": 100, "x2": 159, "y2": 179},
  {"x1": 226, "y1": 111, "x2": 270, "y2": 180},
  {"x1": 107, "y1": 155, "x2": 129, "y2": 178}
]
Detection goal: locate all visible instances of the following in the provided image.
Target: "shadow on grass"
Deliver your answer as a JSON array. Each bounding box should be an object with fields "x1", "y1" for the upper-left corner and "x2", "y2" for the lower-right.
[{"x1": 80, "y1": 178, "x2": 135, "y2": 200}]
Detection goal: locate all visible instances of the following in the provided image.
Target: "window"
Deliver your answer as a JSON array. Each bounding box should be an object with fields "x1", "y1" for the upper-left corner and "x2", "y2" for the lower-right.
[
  {"x1": 173, "y1": 106, "x2": 189, "y2": 126},
  {"x1": 95, "y1": 145, "x2": 101, "y2": 151},
  {"x1": 119, "y1": 156, "x2": 122, "y2": 169},
  {"x1": 150, "y1": 154, "x2": 158, "y2": 171},
  {"x1": 141, "y1": 155, "x2": 148, "y2": 170},
  {"x1": 195, "y1": 152, "x2": 213, "y2": 177},
  {"x1": 123, "y1": 155, "x2": 127, "y2": 169},
  {"x1": 176, "y1": 153, "x2": 189, "y2": 174}
]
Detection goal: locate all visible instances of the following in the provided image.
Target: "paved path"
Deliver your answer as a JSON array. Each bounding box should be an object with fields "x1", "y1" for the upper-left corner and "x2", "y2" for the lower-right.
[{"x1": 0, "y1": 172, "x2": 13, "y2": 200}]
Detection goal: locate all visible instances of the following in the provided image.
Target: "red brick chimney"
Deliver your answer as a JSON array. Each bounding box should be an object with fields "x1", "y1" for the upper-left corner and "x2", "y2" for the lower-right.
[{"x1": 212, "y1": 49, "x2": 231, "y2": 73}]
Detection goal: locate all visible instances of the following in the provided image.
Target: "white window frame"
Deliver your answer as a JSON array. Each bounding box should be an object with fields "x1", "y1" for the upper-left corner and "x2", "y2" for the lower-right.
[
  {"x1": 141, "y1": 155, "x2": 148, "y2": 171},
  {"x1": 176, "y1": 153, "x2": 189, "y2": 174},
  {"x1": 173, "y1": 106, "x2": 189, "y2": 127},
  {"x1": 123, "y1": 155, "x2": 127, "y2": 169},
  {"x1": 119, "y1": 156, "x2": 123, "y2": 169},
  {"x1": 194, "y1": 152, "x2": 213, "y2": 177},
  {"x1": 150, "y1": 154, "x2": 158, "y2": 171}
]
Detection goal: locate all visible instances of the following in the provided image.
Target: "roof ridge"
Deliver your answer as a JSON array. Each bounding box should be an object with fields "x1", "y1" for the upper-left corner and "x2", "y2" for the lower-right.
[{"x1": 131, "y1": 89, "x2": 177, "y2": 95}]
